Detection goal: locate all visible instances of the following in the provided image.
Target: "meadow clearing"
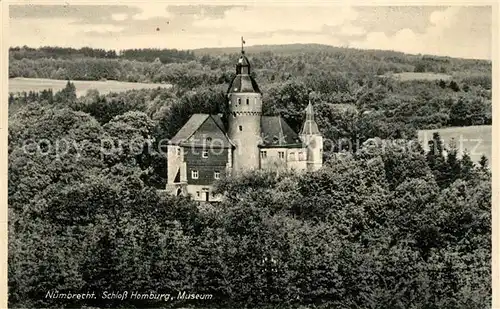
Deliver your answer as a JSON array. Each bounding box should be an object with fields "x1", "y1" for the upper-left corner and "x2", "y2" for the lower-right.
[
  {"x1": 418, "y1": 125, "x2": 492, "y2": 166},
  {"x1": 9, "y1": 77, "x2": 171, "y2": 97},
  {"x1": 383, "y1": 72, "x2": 452, "y2": 81}
]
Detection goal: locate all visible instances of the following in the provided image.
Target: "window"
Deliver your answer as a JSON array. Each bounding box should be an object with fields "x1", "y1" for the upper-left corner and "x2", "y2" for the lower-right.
[
  {"x1": 239, "y1": 125, "x2": 243, "y2": 131},
  {"x1": 202, "y1": 150, "x2": 208, "y2": 158},
  {"x1": 192, "y1": 170, "x2": 199, "y2": 179},
  {"x1": 261, "y1": 151, "x2": 267, "y2": 159},
  {"x1": 214, "y1": 171, "x2": 220, "y2": 179},
  {"x1": 176, "y1": 148, "x2": 181, "y2": 156},
  {"x1": 237, "y1": 98, "x2": 241, "y2": 105},
  {"x1": 206, "y1": 137, "x2": 212, "y2": 142},
  {"x1": 196, "y1": 191, "x2": 200, "y2": 197},
  {"x1": 246, "y1": 98, "x2": 249, "y2": 105},
  {"x1": 298, "y1": 151, "x2": 305, "y2": 161},
  {"x1": 278, "y1": 151, "x2": 285, "y2": 159},
  {"x1": 289, "y1": 152, "x2": 296, "y2": 161}
]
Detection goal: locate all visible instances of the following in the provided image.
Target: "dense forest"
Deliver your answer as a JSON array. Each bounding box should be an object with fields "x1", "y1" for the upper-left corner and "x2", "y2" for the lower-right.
[
  {"x1": 10, "y1": 46, "x2": 196, "y2": 63},
  {"x1": 9, "y1": 45, "x2": 492, "y2": 132},
  {"x1": 9, "y1": 91, "x2": 491, "y2": 308},
  {"x1": 8, "y1": 45, "x2": 492, "y2": 308}
]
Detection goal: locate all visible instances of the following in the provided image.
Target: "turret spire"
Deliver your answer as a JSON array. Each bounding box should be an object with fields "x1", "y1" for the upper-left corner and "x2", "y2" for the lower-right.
[
  {"x1": 300, "y1": 100, "x2": 320, "y2": 135},
  {"x1": 236, "y1": 37, "x2": 251, "y2": 75}
]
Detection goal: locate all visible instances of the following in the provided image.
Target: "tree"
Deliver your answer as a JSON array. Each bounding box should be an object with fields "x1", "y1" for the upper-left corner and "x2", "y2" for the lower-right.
[
  {"x1": 54, "y1": 80, "x2": 77, "y2": 104},
  {"x1": 444, "y1": 138, "x2": 461, "y2": 186},
  {"x1": 426, "y1": 132, "x2": 448, "y2": 188},
  {"x1": 449, "y1": 80, "x2": 460, "y2": 92},
  {"x1": 262, "y1": 80, "x2": 310, "y2": 133},
  {"x1": 479, "y1": 154, "x2": 489, "y2": 170},
  {"x1": 460, "y1": 150, "x2": 475, "y2": 180}
]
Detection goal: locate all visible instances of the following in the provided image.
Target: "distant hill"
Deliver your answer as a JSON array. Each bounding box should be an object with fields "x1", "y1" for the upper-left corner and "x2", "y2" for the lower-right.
[
  {"x1": 9, "y1": 44, "x2": 492, "y2": 89},
  {"x1": 193, "y1": 43, "x2": 346, "y2": 56},
  {"x1": 192, "y1": 43, "x2": 489, "y2": 63}
]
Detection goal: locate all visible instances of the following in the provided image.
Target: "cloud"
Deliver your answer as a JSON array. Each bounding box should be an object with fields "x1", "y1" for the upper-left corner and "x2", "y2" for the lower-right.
[
  {"x1": 429, "y1": 6, "x2": 460, "y2": 28},
  {"x1": 131, "y1": 4, "x2": 171, "y2": 20},
  {"x1": 351, "y1": 7, "x2": 491, "y2": 59},
  {"x1": 9, "y1": 5, "x2": 136, "y2": 24},
  {"x1": 339, "y1": 24, "x2": 366, "y2": 36},
  {"x1": 192, "y1": 6, "x2": 359, "y2": 33},
  {"x1": 84, "y1": 24, "x2": 125, "y2": 34},
  {"x1": 111, "y1": 13, "x2": 128, "y2": 21},
  {"x1": 8, "y1": 5, "x2": 491, "y2": 59}
]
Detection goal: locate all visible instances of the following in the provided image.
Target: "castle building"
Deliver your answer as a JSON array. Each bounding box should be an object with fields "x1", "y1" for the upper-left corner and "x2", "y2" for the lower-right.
[{"x1": 166, "y1": 44, "x2": 322, "y2": 202}]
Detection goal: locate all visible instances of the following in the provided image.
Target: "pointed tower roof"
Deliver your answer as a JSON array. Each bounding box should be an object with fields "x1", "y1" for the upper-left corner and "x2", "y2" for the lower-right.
[
  {"x1": 300, "y1": 101, "x2": 320, "y2": 135},
  {"x1": 227, "y1": 37, "x2": 261, "y2": 94}
]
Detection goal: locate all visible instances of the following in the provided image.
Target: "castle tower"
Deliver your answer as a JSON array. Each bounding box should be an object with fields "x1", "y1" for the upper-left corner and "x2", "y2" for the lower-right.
[
  {"x1": 300, "y1": 101, "x2": 323, "y2": 171},
  {"x1": 226, "y1": 38, "x2": 262, "y2": 173}
]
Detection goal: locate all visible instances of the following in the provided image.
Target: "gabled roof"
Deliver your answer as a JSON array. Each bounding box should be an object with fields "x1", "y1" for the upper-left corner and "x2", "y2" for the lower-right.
[
  {"x1": 260, "y1": 116, "x2": 303, "y2": 148},
  {"x1": 169, "y1": 114, "x2": 208, "y2": 144},
  {"x1": 169, "y1": 114, "x2": 234, "y2": 148}
]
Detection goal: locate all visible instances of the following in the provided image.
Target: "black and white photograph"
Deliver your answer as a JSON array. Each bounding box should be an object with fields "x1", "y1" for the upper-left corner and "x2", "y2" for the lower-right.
[{"x1": 4, "y1": 2, "x2": 495, "y2": 308}]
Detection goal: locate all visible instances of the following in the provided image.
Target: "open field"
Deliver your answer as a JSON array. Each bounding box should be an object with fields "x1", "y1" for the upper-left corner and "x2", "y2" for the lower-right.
[
  {"x1": 418, "y1": 125, "x2": 491, "y2": 166},
  {"x1": 9, "y1": 77, "x2": 171, "y2": 97},
  {"x1": 387, "y1": 72, "x2": 452, "y2": 81}
]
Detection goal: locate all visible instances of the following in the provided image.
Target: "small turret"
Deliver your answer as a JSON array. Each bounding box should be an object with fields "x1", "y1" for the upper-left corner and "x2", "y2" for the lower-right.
[{"x1": 300, "y1": 101, "x2": 323, "y2": 171}]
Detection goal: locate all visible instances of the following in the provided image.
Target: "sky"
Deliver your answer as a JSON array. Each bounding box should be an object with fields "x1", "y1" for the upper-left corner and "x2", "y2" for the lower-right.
[{"x1": 9, "y1": 4, "x2": 492, "y2": 60}]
